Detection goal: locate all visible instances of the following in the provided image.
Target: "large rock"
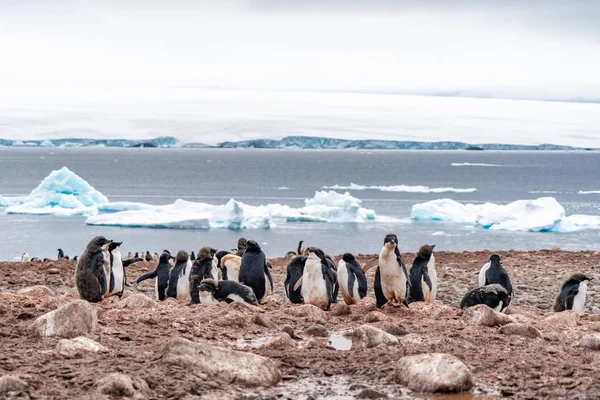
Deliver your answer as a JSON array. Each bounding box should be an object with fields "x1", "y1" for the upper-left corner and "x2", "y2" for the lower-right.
[
  {"x1": 55, "y1": 336, "x2": 109, "y2": 358},
  {"x1": 162, "y1": 337, "x2": 281, "y2": 387},
  {"x1": 306, "y1": 324, "x2": 328, "y2": 337},
  {"x1": 118, "y1": 293, "x2": 154, "y2": 309},
  {"x1": 290, "y1": 304, "x2": 327, "y2": 322},
  {"x1": 253, "y1": 315, "x2": 278, "y2": 329},
  {"x1": 462, "y1": 304, "x2": 514, "y2": 327},
  {"x1": 352, "y1": 325, "x2": 399, "y2": 350},
  {"x1": 543, "y1": 311, "x2": 579, "y2": 328},
  {"x1": 331, "y1": 303, "x2": 352, "y2": 316},
  {"x1": 395, "y1": 353, "x2": 473, "y2": 393},
  {"x1": 96, "y1": 373, "x2": 151, "y2": 400},
  {"x1": 17, "y1": 285, "x2": 54, "y2": 297},
  {"x1": 499, "y1": 323, "x2": 543, "y2": 339},
  {"x1": 364, "y1": 311, "x2": 388, "y2": 323},
  {"x1": 30, "y1": 300, "x2": 97, "y2": 338},
  {"x1": 579, "y1": 334, "x2": 600, "y2": 350},
  {"x1": 0, "y1": 375, "x2": 28, "y2": 394}
]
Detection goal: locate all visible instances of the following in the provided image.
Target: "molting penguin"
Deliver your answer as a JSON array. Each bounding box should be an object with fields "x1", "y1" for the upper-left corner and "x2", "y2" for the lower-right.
[
  {"x1": 21, "y1": 253, "x2": 30, "y2": 263},
  {"x1": 145, "y1": 251, "x2": 153, "y2": 262},
  {"x1": 553, "y1": 273, "x2": 593, "y2": 312},
  {"x1": 75, "y1": 236, "x2": 112, "y2": 303},
  {"x1": 300, "y1": 249, "x2": 335, "y2": 310},
  {"x1": 106, "y1": 241, "x2": 126, "y2": 298},
  {"x1": 364, "y1": 233, "x2": 410, "y2": 308},
  {"x1": 189, "y1": 247, "x2": 218, "y2": 304},
  {"x1": 167, "y1": 250, "x2": 192, "y2": 301},
  {"x1": 460, "y1": 284, "x2": 510, "y2": 312},
  {"x1": 408, "y1": 244, "x2": 437, "y2": 303},
  {"x1": 478, "y1": 254, "x2": 513, "y2": 303},
  {"x1": 284, "y1": 255, "x2": 306, "y2": 304},
  {"x1": 236, "y1": 238, "x2": 248, "y2": 257},
  {"x1": 337, "y1": 253, "x2": 368, "y2": 305},
  {"x1": 197, "y1": 279, "x2": 258, "y2": 305},
  {"x1": 238, "y1": 240, "x2": 273, "y2": 303},
  {"x1": 136, "y1": 251, "x2": 173, "y2": 300}
]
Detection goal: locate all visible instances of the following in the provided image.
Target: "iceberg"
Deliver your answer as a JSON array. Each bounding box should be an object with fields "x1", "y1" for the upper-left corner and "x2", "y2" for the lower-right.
[
  {"x1": 4, "y1": 167, "x2": 108, "y2": 216},
  {"x1": 410, "y1": 197, "x2": 595, "y2": 232},
  {"x1": 323, "y1": 183, "x2": 476, "y2": 193}
]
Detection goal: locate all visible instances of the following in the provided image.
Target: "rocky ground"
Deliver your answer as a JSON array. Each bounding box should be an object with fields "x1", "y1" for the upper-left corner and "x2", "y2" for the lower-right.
[{"x1": 1, "y1": 249, "x2": 600, "y2": 399}]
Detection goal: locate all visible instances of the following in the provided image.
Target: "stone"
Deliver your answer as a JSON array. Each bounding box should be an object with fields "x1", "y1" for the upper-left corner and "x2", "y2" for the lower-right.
[
  {"x1": 253, "y1": 315, "x2": 278, "y2": 330},
  {"x1": 305, "y1": 324, "x2": 328, "y2": 337},
  {"x1": 579, "y1": 334, "x2": 600, "y2": 350},
  {"x1": 162, "y1": 337, "x2": 281, "y2": 387},
  {"x1": 462, "y1": 304, "x2": 514, "y2": 327},
  {"x1": 543, "y1": 311, "x2": 579, "y2": 328},
  {"x1": 499, "y1": 323, "x2": 543, "y2": 339},
  {"x1": 280, "y1": 325, "x2": 296, "y2": 339},
  {"x1": 592, "y1": 306, "x2": 600, "y2": 314},
  {"x1": 259, "y1": 333, "x2": 297, "y2": 350},
  {"x1": 364, "y1": 311, "x2": 388, "y2": 323},
  {"x1": 118, "y1": 293, "x2": 154, "y2": 309},
  {"x1": 379, "y1": 323, "x2": 409, "y2": 336},
  {"x1": 121, "y1": 290, "x2": 133, "y2": 299},
  {"x1": 395, "y1": 353, "x2": 473, "y2": 393},
  {"x1": 352, "y1": 325, "x2": 399, "y2": 349},
  {"x1": 30, "y1": 300, "x2": 97, "y2": 338},
  {"x1": 0, "y1": 375, "x2": 28, "y2": 394},
  {"x1": 357, "y1": 297, "x2": 377, "y2": 312},
  {"x1": 290, "y1": 304, "x2": 327, "y2": 322},
  {"x1": 17, "y1": 285, "x2": 55, "y2": 297},
  {"x1": 55, "y1": 336, "x2": 109, "y2": 358},
  {"x1": 356, "y1": 388, "x2": 387, "y2": 399},
  {"x1": 330, "y1": 303, "x2": 351, "y2": 316},
  {"x1": 96, "y1": 373, "x2": 151, "y2": 400}
]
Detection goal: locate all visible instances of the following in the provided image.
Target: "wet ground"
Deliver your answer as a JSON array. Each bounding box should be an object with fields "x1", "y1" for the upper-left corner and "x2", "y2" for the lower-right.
[{"x1": 1, "y1": 249, "x2": 600, "y2": 399}]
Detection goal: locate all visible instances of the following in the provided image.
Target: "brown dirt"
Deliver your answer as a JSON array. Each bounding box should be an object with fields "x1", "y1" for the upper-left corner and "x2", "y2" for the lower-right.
[{"x1": 1, "y1": 249, "x2": 600, "y2": 399}]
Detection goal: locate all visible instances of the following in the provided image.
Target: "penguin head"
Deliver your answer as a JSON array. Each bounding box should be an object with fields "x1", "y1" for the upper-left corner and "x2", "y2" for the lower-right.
[
  {"x1": 237, "y1": 237, "x2": 248, "y2": 250},
  {"x1": 175, "y1": 250, "x2": 189, "y2": 264},
  {"x1": 383, "y1": 233, "x2": 398, "y2": 249},
  {"x1": 209, "y1": 248, "x2": 218, "y2": 257},
  {"x1": 87, "y1": 236, "x2": 112, "y2": 252},
  {"x1": 342, "y1": 253, "x2": 355, "y2": 262},
  {"x1": 197, "y1": 247, "x2": 213, "y2": 261},
  {"x1": 159, "y1": 251, "x2": 174, "y2": 264},
  {"x1": 489, "y1": 253, "x2": 502, "y2": 265},
  {"x1": 307, "y1": 248, "x2": 326, "y2": 262},
  {"x1": 108, "y1": 241, "x2": 123, "y2": 252},
  {"x1": 417, "y1": 244, "x2": 436, "y2": 259},
  {"x1": 245, "y1": 240, "x2": 261, "y2": 253},
  {"x1": 567, "y1": 273, "x2": 594, "y2": 284},
  {"x1": 199, "y1": 279, "x2": 219, "y2": 294}
]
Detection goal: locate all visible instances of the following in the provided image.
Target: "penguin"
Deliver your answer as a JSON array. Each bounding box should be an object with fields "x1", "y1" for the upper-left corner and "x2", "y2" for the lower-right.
[
  {"x1": 324, "y1": 253, "x2": 339, "y2": 303},
  {"x1": 285, "y1": 251, "x2": 297, "y2": 258},
  {"x1": 238, "y1": 240, "x2": 273, "y2": 303},
  {"x1": 126, "y1": 252, "x2": 133, "y2": 259},
  {"x1": 300, "y1": 249, "x2": 335, "y2": 310},
  {"x1": 337, "y1": 253, "x2": 368, "y2": 305},
  {"x1": 73, "y1": 256, "x2": 78, "y2": 262},
  {"x1": 57, "y1": 248, "x2": 69, "y2": 260},
  {"x1": 75, "y1": 236, "x2": 112, "y2": 303},
  {"x1": 284, "y1": 255, "x2": 306, "y2": 304},
  {"x1": 104, "y1": 241, "x2": 124, "y2": 297},
  {"x1": 478, "y1": 254, "x2": 513, "y2": 303},
  {"x1": 145, "y1": 251, "x2": 153, "y2": 262},
  {"x1": 553, "y1": 274, "x2": 593, "y2": 312},
  {"x1": 190, "y1": 251, "x2": 196, "y2": 261},
  {"x1": 189, "y1": 247, "x2": 217, "y2": 304},
  {"x1": 21, "y1": 253, "x2": 30, "y2": 263},
  {"x1": 152, "y1": 253, "x2": 159, "y2": 263},
  {"x1": 134, "y1": 252, "x2": 140, "y2": 258},
  {"x1": 460, "y1": 284, "x2": 510, "y2": 312},
  {"x1": 121, "y1": 255, "x2": 142, "y2": 287},
  {"x1": 167, "y1": 250, "x2": 192, "y2": 301},
  {"x1": 408, "y1": 244, "x2": 437, "y2": 303},
  {"x1": 236, "y1": 238, "x2": 248, "y2": 257},
  {"x1": 363, "y1": 233, "x2": 410, "y2": 308},
  {"x1": 136, "y1": 251, "x2": 173, "y2": 301},
  {"x1": 215, "y1": 251, "x2": 242, "y2": 282},
  {"x1": 197, "y1": 279, "x2": 258, "y2": 305},
  {"x1": 298, "y1": 240, "x2": 307, "y2": 256}
]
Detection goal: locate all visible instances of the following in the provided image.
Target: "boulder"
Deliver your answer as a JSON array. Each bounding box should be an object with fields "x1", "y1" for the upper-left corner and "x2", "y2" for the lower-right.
[
  {"x1": 17, "y1": 285, "x2": 54, "y2": 297},
  {"x1": 305, "y1": 324, "x2": 328, "y2": 337},
  {"x1": 364, "y1": 311, "x2": 388, "y2": 323},
  {"x1": 55, "y1": 336, "x2": 109, "y2": 358},
  {"x1": 579, "y1": 334, "x2": 600, "y2": 350},
  {"x1": 499, "y1": 323, "x2": 543, "y2": 339},
  {"x1": 352, "y1": 325, "x2": 399, "y2": 350},
  {"x1": 462, "y1": 304, "x2": 514, "y2": 327},
  {"x1": 252, "y1": 315, "x2": 278, "y2": 330},
  {"x1": 259, "y1": 333, "x2": 297, "y2": 350},
  {"x1": 290, "y1": 304, "x2": 327, "y2": 322},
  {"x1": 543, "y1": 311, "x2": 579, "y2": 328},
  {"x1": 331, "y1": 303, "x2": 352, "y2": 316},
  {"x1": 30, "y1": 300, "x2": 97, "y2": 338},
  {"x1": 118, "y1": 293, "x2": 154, "y2": 309},
  {"x1": 96, "y1": 373, "x2": 151, "y2": 400},
  {"x1": 395, "y1": 353, "x2": 473, "y2": 393},
  {"x1": 0, "y1": 375, "x2": 28, "y2": 394},
  {"x1": 162, "y1": 337, "x2": 281, "y2": 387}
]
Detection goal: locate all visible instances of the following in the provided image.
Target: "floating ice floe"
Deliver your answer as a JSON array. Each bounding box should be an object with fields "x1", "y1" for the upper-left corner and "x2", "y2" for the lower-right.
[
  {"x1": 579, "y1": 190, "x2": 600, "y2": 194},
  {"x1": 4, "y1": 167, "x2": 108, "y2": 216},
  {"x1": 411, "y1": 197, "x2": 600, "y2": 233},
  {"x1": 451, "y1": 163, "x2": 501, "y2": 167},
  {"x1": 323, "y1": 183, "x2": 476, "y2": 193}
]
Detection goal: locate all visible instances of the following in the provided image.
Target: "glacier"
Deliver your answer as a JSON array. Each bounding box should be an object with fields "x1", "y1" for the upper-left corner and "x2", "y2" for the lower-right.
[
  {"x1": 4, "y1": 167, "x2": 108, "y2": 216},
  {"x1": 411, "y1": 197, "x2": 600, "y2": 233},
  {"x1": 323, "y1": 183, "x2": 476, "y2": 193}
]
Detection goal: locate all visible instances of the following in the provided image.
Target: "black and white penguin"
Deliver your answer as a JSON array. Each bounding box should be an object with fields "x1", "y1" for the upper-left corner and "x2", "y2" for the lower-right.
[
  {"x1": 215, "y1": 251, "x2": 242, "y2": 282},
  {"x1": 460, "y1": 284, "x2": 510, "y2": 312},
  {"x1": 478, "y1": 254, "x2": 513, "y2": 303},
  {"x1": 337, "y1": 253, "x2": 368, "y2": 305},
  {"x1": 364, "y1": 233, "x2": 410, "y2": 308},
  {"x1": 167, "y1": 250, "x2": 192, "y2": 301},
  {"x1": 299, "y1": 249, "x2": 335, "y2": 310},
  {"x1": 21, "y1": 253, "x2": 30, "y2": 263},
  {"x1": 238, "y1": 240, "x2": 273, "y2": 303},
  {"x1": 190, "y1": 251, "x2": 196, "y2": 261},
  {"x1": 57, "y1": 248, "x2": 69, "y2": 260},
  {"x1": 189, "y1": 247, "x2": 217, "y2": 304},
  {"x1": 136, "y1": 251, "x2": 173, "y2": 301},
  {"x1": 197, "y1": 279, "x2": 258, "y2": 305},
  {"x1": 408, "y1": 244, "x2": 437, "y2": 303},
  {"x1": 284, "y1": 255, "x2": 306, "y2": 304},
  {"x1": 236, "y1": 238, "x2": 248, "y2": 257},
  {"x1": 553, "y1": 273, "x2": 593, "y2": 312},
  {"x1": 75, "y1": 236, "x2": 112, "y2": 303},
  {"x1": 106, "y1": 241, "x2": 126, "y2": 298}
]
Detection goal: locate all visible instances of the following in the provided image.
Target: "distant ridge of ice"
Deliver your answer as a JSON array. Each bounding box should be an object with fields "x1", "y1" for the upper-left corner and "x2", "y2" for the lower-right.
[
  {"x1": 323, "y1": 182, "x2": 477, "y2": 193},
  {"x1": 411, "y1": 197, "x2": 600, "y2": 233},
  {"x1": 579, "y1": 190, "x2": 600, "y2": 194},
  {"x1": 451, "y1": 162, "x2": 501, "y2": 167}
]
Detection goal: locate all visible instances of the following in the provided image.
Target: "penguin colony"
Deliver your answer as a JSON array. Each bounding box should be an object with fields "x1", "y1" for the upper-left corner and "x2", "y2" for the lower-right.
[{"x1": 69, "y1": 234, "x2": 593, "y2": 313}]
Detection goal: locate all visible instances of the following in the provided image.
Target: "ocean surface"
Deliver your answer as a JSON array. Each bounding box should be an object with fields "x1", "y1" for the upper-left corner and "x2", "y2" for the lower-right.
[{"x1": 1, "y1": 147, "x2": 600, "y2": 261}]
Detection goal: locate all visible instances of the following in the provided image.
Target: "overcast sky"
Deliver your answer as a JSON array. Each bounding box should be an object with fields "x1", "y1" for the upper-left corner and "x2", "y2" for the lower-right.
[{"x1": 1, "y1": 0, "x2": 599, "y2": 102}]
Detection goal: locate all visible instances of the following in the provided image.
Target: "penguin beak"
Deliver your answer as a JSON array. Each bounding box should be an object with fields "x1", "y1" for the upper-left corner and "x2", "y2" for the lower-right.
[{"x1": 431, "y1": 244, "x2": 436, "y2": 249}]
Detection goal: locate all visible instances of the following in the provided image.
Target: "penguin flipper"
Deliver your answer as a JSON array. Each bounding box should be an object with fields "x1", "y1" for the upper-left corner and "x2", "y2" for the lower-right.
[
  {"x1": 422, "y1": 270, "x2": 433, "y2": 302},
  {"x1": 322, "y1": 264, "x2": 335, "y2": 305},
  {"x1": 264, "y1": 263, "x2": 274, "y2": 292},
  {"x1": 565, "y1": 291, "x2": 578, "y2": 311},
  {"x1": 293, "y1": 276, "x2": 303, "y2": 292},
  {"x1": 374, "y1": 267, "x2": 388, "y2": 308},
  {"x1": 123, "y1": 257, "x2": 143, "y2": 267},
  {"x1": 356, "y1": 268, "x2": 368, "y2": 298},
  {"x1": 136, "y1": 270, "x2": 157, "y2": 284},
  {"x1": 347, "y1": 268, "x2": 356, "y2": 298}
]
